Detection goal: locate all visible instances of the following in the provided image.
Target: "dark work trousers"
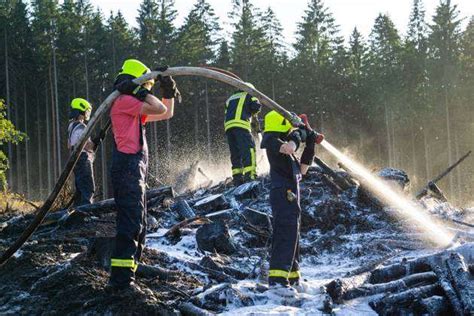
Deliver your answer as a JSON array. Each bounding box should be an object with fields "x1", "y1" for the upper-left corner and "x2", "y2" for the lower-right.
[
  {"x1": 109, "y1": 146, "x2": 148, "y2": 286},
  {"x1": 73, "y1": 151, "x2": 95, "y2": 206},
  {"x1": 226, "y1": 128, "x2": 256, "y2": 183},
  {"x1": 268, "y1": 174, "x2": 301, "y2": 286}
]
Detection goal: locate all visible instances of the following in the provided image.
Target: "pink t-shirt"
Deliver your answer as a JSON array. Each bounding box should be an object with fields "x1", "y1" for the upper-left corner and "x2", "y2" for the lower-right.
[{"x1": 111, "y1": 95, "x2": 148, "y2": 154}]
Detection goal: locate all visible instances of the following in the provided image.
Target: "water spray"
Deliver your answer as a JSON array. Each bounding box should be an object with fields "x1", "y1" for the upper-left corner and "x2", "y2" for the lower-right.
[{"x1": 320, "y1": 140, "x2": 453, "y2": 247}]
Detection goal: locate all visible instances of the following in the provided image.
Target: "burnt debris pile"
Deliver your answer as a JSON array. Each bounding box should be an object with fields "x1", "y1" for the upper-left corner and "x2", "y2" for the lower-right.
[{"x1": 1, "y1": 158, "x2": 473, "y2": 315}]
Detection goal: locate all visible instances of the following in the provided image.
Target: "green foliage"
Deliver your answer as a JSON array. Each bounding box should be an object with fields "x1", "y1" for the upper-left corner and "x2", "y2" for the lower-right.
[
  {"x1": 0, "y1": 100, "x2": 25, "y2": 191},
  {"x1": 1, "y1": 0, "x2": 473, "y2": 200}
]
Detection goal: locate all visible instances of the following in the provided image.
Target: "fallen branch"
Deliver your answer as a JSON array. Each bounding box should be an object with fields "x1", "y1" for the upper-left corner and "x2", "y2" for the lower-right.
[
  {"x1": 343, "y1": 271, "x2": 437, "y2": 300},
  {"x1": 369, "y1": 284, "x2": 441, "y2": 314},
  {"x1": 446, "y1": 252, "x2": 474, "y2": 314},
  {"x1": 179, "y1": 302, "x2": 215, "y2": 316},
  {"x1": 430, "y1": 264, "x2": 464, "y2": 315}
]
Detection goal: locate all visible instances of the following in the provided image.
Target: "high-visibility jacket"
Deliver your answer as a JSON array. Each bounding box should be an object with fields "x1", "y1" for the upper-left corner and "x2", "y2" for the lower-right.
[{"x1": 224, "y1": 91, "x2": 261, "y2": 132}]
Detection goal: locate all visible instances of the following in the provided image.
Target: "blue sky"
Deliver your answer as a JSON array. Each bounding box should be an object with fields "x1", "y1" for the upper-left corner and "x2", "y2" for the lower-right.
[{"x1": 90, "y1": 0, "x2": 473, "y2": 46}]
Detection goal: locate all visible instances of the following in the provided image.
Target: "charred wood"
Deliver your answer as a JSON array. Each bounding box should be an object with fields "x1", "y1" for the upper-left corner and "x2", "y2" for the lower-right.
[
  {"x1": 413, "y1": 295, "x2": 450, "y2": 315},
  {"x1": 179, "y1": 302, "x2": 215, "y2": 316},
  {"x1": 446, "y1": 252, "x2": 474, "y2": 314},
  {"x1": 325, "y1": 273, "x2": 370, "y2": 304},
  {"x1": 369, "y1": 284, "x2": 441, "y2": 315},
  {"x1": 430, "y1": 264, "x2": 464, "y2": 315},
  {"x1": 343, "y1": 271, "x2": 437, "y2": 300}
]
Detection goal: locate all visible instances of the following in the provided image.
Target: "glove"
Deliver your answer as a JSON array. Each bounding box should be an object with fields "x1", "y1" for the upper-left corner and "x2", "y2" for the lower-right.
[
  {"x1": 297, "y1": 126, "x2": 308, "y2": 143},
  {"x1": 315, "y1": 132, "x2": 325, "y2": 144},
  {"x1": 134, "y1": 86, "x2": 151, "y2": 101},
  {"x1": 115, "y1": 79, "x2": 139, "y2": 95},
  {"x1": 298, "y1": 114, "x2": 312, "y2": 131},
  {"x1": 157, "y1": 75, "x2": 181, "y2": 100},
  {"x1": 155, "y1": 65, "x2": 169, "y2": 72}
]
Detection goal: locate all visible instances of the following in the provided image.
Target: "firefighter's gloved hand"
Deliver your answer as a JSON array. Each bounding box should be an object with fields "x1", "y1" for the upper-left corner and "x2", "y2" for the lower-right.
[
  {"x1": 115, "y1": 79, "x2": 139, "y2": 95},
  {"x1": 301, "y1": 131, "x2": 316, "y2": 165},
  {"x1": 91, "y1": 136, "x2": 102, "y2": 148},
  {"x1": 134, "y1": 86, "x2": 151, "y2": 101},
  {"x1": 297, "y1": 126, "x2": 308, "y2": 143},
  {"x1": 154, "y1": 65, "x2": 169, "y2": 73},
  {"x1": 157, "y1": 75, "x2": 181, "y2": 101},
  {"x1": 315, "y1": 132, "x2": 325, "y2": 144},
  {"x1": 298, "y1": 114, "x2": 312, "y2": 131}
]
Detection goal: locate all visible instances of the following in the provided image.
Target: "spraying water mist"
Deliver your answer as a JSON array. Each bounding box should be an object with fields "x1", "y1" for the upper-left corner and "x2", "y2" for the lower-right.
[{"x1": 320, "y1": 140, "x2": 453, "y2": 247}]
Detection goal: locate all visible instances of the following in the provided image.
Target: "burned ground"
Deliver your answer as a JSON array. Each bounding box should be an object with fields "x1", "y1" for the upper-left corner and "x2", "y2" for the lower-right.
[{"x1": 0, "y1": 165, "x2": 473, "y2": 315}]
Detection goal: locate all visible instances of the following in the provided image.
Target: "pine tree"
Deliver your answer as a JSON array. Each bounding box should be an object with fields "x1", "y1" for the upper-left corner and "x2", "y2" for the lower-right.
[
  {"x1": 367, "y1": 14, "x2": 402, "y2": 167},
  {"x1": 428, "y1": 0, "x2": 462, "y2": 197},
  {"x1": 291, "y1": 0, "x2": 341, "y2": 125},
  {"x1": 402, "y1": 0, "x2": 429, "y2": 182},
  {"x1": 229, "y1": 0, "x2": 267, "y2": 80}
]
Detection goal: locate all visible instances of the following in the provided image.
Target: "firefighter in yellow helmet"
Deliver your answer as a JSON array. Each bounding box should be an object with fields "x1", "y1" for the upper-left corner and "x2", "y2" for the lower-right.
[
  {"x1": 224, "y1": 82, "x2": 261, "y2": 185},
  {"x1": 261, "y1": 110, "x2": 324, "y2": 296},
  {"x1": 67, "y1": 98, "x2": 101, "y2": 206},
  {"x1": 107, "y1": 59, "x2": 180, "y2": 293}
]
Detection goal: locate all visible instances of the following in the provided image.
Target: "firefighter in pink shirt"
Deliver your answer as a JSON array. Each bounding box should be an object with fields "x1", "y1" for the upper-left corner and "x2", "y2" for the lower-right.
[{"x1": 107, "y1": 59, "x2": 179, "y2": 293}]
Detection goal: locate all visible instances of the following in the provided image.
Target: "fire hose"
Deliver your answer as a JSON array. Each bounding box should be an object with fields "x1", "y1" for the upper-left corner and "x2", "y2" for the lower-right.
[{"x1": 0, "y1": 66, "x2": 303, "y2": 266}]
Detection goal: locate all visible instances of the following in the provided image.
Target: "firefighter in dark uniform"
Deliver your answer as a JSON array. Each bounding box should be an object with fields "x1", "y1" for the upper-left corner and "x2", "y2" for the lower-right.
[
  {"x1": 108, "y1": 59, "x2": 179, "y2": 292},
  {"x1": 67, "y1": 98, "x2": 98, "y2": 206},
  {"x1": 225, "y1": 83, "x2": 261, "y2": 185},
  {"x1": 261, "y1": 111, "x2": 324, "y2": 295}
]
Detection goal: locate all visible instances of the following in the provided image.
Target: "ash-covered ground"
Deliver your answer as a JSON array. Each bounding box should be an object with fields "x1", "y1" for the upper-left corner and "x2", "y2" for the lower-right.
[{"x1": 1, "y1": 164, "x2": 473, "y2": 315}]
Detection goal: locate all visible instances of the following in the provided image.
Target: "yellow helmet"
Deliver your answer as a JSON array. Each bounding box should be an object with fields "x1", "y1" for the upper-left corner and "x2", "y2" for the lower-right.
[
  {"x1": 70, "y1": 98, "x2": 92, "y2": 112},
  {"x1": 117, "y1": 59, "x2": 154, "y2": 85},
  {"x1": 264, "y1": 110, "x2": 292, "y2": 133}
]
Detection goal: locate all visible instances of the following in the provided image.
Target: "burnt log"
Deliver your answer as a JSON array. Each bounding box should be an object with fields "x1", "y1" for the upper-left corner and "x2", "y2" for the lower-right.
[
  {"x1": 430, "y1": 264, "x2": 464, "y2": 315},
  {"x1": 135, "y1": 263, "x2": 179, "y2": 281},
  {"x1": 369, "y1": 256, "x2": 436, "y2": 284},
  {"x1": 369, "y1": 284, "x2": 441, "y2": 315},
  {"x1": 241, "y1": 208, "x2": 271, "y2": 238},
  {"x1": 231, "y1": 181, "x2": 261, "y2": 200},
  {"x1": 199, "y1": 256, "x2": 247, "y2": 280},
  {"x1": 193, "y1": 194, "x2": 228, "y2": 213},
  {"x1": 344, "y1": 271, "x2": 437, "y2": 300},
  {"x1": 171, "y1": 199, "x2": 196, "y2": 220},
  {"x1": 70, "y1": 186, "x2": 174, "y2": 216},
  {"x1": 413, "y1": 296, "x2": 450, "y2": 315},
  {"x1": 196, "y1": 221, "x2": 237, "y2": 255},
  {"x1": 446, "y1": 252, "x2": 474, "y2": 314},
  {"x1": 314, "y1": 157, "x2": 354, "y2": 190},
  {"x1": 325, "y1": 273, "x2": 370, "y2": 304},
  {"x1": 346, "y1": 251, "x2": 399, "y2": 277},
  {"x1": 179, "y1": 302, "x2": 215, "y2": 316}
]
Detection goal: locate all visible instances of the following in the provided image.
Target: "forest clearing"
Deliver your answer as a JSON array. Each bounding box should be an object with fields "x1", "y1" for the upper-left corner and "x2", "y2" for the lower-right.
[{"x1": 1, "y1": 0, "x2": 473, "y2": 315}]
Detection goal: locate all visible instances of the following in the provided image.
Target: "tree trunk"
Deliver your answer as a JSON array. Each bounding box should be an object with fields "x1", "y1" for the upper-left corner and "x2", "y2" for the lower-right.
[
  {"x1": 23, "y1": 87, "x2": 30, "y2": 198},
  {"x1": 194, "y1": 89, "x2": 199, "y2": 150},
  {"x1": 384, "y1": 102, "x2": 392, "y2": 167},
  {"x1": 14, "y1": 89, "x2": 21, "y2": 192},
  {"x1": 423, "y1": 126, "x2": 430, "y2": 181},
  {"x1": 49, "y1": 62, "x2": 57, "y2": 182},
  {"x1": 36, "y1": 88, "x2": 43, "y2": 199},
  {"x1": 84, "y1": 29, "x2": 89, "y2": 100},
  {"x1": 454, "y1": 127, "x2": 461, "y2": 202},
  {"x1": 205, "y1": 80, "x2": 211, "y2": 161},
  {"x1": 45, "y1": 78, "x2": 52, "y2": 193},
  {"x1": 52, "y1": 41, "x2": 61, "y2": 176},
  {"x1": 411, "y1": 118, "x2": 417, "y2": 186},
  {"x1": 445, "y1": 85, "x2": 454, "y2": 197},
  {"x1": 391, "y1": 109, "x2": 396, "y2": 167},
  {"x1": 4, "y1": 27, "x2": 13, "y2": 189}
]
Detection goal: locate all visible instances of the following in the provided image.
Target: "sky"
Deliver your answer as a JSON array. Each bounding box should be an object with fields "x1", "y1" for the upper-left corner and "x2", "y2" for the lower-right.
[{"x1": 90, "y1": 0, "x2": 473, "y2": 46}]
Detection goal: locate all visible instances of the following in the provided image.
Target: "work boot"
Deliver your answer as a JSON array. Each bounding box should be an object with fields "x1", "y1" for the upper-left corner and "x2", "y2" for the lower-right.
[
  {"x1": 232, "y1": 174, "x2": 244, "y2": 186},
  {"x1": 267, "y1": 283, "x2": 298, "y2": 298},
  {"x1": 105, "y1": 281, "x2": 145, "y2": 296}
]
